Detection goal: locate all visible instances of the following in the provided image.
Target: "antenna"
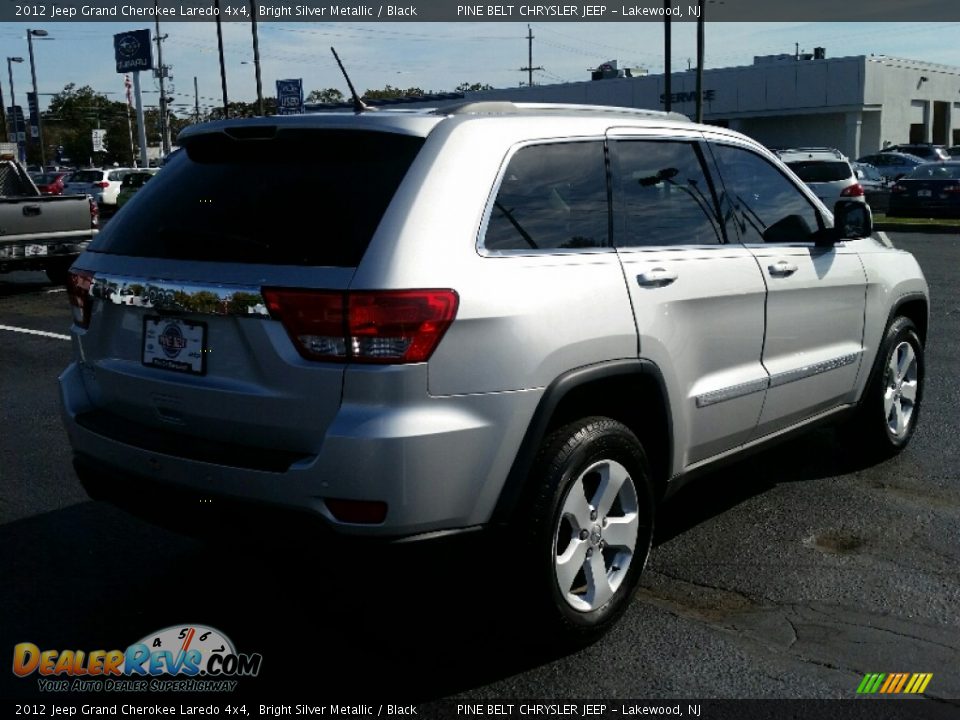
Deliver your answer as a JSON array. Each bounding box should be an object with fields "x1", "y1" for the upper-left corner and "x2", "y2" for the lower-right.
[{"x1": 330, "y1": 47, "x2": 375, "y2": 114}]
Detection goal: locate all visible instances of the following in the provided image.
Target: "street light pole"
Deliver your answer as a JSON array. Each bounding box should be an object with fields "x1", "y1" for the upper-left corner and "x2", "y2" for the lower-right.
[
  {"x1": 6, "y1": 57, "x2": 24, "y2": 161},
  {"x1": 0, "y1": 76, "x2": 7, "y2": 145},
  {"x1": 27, "y1": 29, "x2": 49, "y2": 169},
  {"x1": 695, "y1": 0, "x2": 704, "y2": 123}
]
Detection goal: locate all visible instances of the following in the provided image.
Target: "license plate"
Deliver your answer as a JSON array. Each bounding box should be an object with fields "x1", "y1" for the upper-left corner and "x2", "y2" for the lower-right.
[
  {"x1": 24, "y1": 244, "x2": 48, "y2": 257},
  {"x1": 142, "y1": 317, "x2": 207, "y2": 375},
  {"x1": 917, "y1": 190, "x2": 932, "y2": 197}
]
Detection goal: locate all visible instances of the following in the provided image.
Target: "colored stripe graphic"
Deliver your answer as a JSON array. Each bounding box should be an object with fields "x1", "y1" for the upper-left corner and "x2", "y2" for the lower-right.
[{"x1": 857, "y1": 673, "x2": 932, "y2": 694}]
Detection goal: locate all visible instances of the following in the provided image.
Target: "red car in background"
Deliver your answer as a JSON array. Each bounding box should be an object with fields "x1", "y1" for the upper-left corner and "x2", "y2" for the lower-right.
[{"x1": 30, "y1": 171, "x2": 71, "y2": 195}]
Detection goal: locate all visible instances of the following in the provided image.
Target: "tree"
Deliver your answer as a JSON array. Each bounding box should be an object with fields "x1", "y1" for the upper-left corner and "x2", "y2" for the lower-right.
[
  {"x1": 205, "y1": 98, "x2": 278, "y2": 121},
  {"x1": 306, "y1": 88, "x2": 345, "y2": 104},
  {"x1": 43, "y1": 84, "x2": 131, "y2": 166},
  {"x1": 362, "y1": 85, "x2": 427, "y2": 100},
  {"x1": 456, "y1": 82, "x2": 494, "y2": 92}
]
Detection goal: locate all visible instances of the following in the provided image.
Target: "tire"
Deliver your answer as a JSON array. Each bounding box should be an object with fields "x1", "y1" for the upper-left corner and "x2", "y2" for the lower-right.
[
  {"x1": 45, "y1": 260, "x2": 73, "y2": 286},
  {"x1": 847, "y1": 316, "x2": 924, "y2": 459},
  {"x1": 521, "y1": 416, "x2": 654, "y2": 645}
]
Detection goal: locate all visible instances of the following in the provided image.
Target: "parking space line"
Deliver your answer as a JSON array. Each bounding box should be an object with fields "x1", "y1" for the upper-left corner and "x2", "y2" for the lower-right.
[
  {"x1": 0, "y1": 324, "x2": 71, "y2": 341},
  {"x1": 45, "y1": 288, "x2": 67, "y2": 294}
]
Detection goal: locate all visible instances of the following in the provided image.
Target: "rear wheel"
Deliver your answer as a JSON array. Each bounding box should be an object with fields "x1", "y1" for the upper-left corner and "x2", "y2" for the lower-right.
[
  {"x1": 44, "y1": 259, "x2": 73, "y2": 286},
  {"x1": 522, "y1": 417, "x2": 654, "y2": 644}
]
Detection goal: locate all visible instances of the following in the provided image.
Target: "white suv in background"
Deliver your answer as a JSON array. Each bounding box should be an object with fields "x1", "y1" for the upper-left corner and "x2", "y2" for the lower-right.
[
  {"x1": 776, "y1": 147, "x2": 865, "y2": 207},
  {"x1": 61, "y1": 104, "x2": 928, "y2": 643},
  {"x1": 62, "y1": 168, "x2": 136, "y2": 208}
]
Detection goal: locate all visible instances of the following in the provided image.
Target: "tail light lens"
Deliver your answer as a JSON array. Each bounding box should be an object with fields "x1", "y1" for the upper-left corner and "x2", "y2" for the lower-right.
[
  {"x1": 88, "y1": 197, "x2": 99, "y2": 228},
  {"x1": 67, "y1": 269, "x2": 95, "y2": 329},
  {"x1": 840, "y1": 183, "x2": 865, "y2": 197},
  {"x1": 94, "y1": 181, "x2": 110, "y2": 188},
  {"x1": 944, "y1": 184, "x2": 960, "y2": 194},
  {"x1": 262, "y1": 289, "x2": 459, "y2": 364},
  {"x1": 891, "y1": 183, "x2": 906, "y2": 193}
]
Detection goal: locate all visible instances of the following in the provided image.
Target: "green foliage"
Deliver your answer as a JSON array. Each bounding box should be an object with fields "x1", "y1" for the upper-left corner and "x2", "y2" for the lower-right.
[
  {"x1": 305, "y1": 88, "x2": 345, "y2": 104},
  {"x1": 456, "y1": 82, "x2": 494, "y2": 92},
  {"x1": 362, "y1": 85, "x2": 426, "y2": 100}
]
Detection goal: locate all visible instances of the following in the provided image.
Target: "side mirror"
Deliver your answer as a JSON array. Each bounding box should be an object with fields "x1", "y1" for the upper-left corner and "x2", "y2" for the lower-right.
[{"x1": 831, "y1": 200, "x2": 873, "y2": 241}]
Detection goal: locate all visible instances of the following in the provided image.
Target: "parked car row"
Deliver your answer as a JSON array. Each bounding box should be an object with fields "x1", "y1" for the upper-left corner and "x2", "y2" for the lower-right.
[
  {"x1": 771, "y1": 143, "x2": 960, "y2": 218},
  {"x1": 30, "y1": 166, "x2": 161, "y2": 211}
]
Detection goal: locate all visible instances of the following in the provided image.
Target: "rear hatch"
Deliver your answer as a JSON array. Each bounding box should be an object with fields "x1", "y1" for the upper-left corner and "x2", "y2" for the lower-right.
[
  {"x1": 63, "y1": 170, "x2": 105, "y2": 198},
  {"x1": 786, "y1": 160, "x2": 858, "y2": 206},
  {"x1": 70, "y1": 124, "x2": 427, "y2": 464}
]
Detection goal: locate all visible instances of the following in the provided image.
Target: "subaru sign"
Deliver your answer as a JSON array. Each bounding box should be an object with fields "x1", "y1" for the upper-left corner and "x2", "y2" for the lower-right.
[
  {"x1": 114, "y1": 30, "x2": 153, "y2": 74},
  {"x1": 276, "y1": 79, "x2": 304, "y2": 115}
]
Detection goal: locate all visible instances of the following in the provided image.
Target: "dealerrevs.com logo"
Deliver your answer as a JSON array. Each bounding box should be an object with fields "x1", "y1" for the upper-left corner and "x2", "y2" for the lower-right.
[{"x1": 12, "y1": 625, "x2": 262, "y2": 692}]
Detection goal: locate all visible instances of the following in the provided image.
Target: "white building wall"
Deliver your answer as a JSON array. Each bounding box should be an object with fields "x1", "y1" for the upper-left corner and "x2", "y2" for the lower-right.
[{"x1": 398, "y1": 54, "x2": 960, "y2": 156}]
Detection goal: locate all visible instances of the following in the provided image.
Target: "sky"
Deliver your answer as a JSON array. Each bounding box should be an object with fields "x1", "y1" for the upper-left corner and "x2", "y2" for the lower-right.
[{"x1": 2, "y1": 21, "x2": 960, "y2": 115}]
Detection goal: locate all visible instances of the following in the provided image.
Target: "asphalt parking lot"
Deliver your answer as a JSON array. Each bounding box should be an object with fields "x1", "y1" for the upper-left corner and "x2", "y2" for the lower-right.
[{"x1": 1, "y1": 232, "x2": 958, "y2": 705}]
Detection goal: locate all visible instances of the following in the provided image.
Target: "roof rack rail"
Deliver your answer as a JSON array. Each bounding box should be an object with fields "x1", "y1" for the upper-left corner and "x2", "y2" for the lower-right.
[
  {"x1": 435, "y1": 101, "x2": 690, "y2": 122},
  {"x1": 775, "y1": 147, "x2": 844, "y2": 159}
]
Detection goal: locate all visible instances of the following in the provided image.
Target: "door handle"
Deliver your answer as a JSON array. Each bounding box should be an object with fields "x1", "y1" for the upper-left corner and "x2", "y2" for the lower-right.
[
  {"x1": 636, "y1": 268, "x2": 678, "y2": 288},
  {"x1": 768, "y1": 260, "x2": 798, "y2": 277},
  {"x1": 22, "y1": 205, "x2": 41, "y2": 217}
]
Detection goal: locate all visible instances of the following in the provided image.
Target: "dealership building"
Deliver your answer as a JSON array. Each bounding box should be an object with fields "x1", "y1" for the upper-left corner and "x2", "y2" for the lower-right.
[{"x1": 393, "y1": 52, "x2": 960, "y2": 159}]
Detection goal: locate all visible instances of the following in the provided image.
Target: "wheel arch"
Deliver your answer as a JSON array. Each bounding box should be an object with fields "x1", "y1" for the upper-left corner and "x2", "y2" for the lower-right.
[
  {"x1": 889, "y1": 294, "x2": 928, "y2": 346},
  {"x1": 491, "y1": 359, "x2": 673, "y2": 525}
]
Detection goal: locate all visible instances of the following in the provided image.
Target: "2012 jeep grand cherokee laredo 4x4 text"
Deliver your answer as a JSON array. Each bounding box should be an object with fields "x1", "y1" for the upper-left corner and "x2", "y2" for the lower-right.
[{"x1": 60, "y1": 103, "x2": 928, "y2": 642}]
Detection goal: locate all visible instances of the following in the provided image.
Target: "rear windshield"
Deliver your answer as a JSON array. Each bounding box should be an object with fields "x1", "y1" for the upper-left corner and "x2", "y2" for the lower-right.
[
  {"x1": 69, "y1": 170, "x2": 103, "y2": 183},
  {"x1": 89, "y1": 129, "x2": 425, "y2": 267},
  {"x1": 905, "y1": 164, "x2": 960, "y2": 180},
  {"x1": 786, "y1": 161, "x2": 852, "y2": 182}
]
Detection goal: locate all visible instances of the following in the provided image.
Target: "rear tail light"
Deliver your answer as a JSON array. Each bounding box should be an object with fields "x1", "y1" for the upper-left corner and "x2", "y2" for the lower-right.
[
  {"x1": 67, "y1": 269, "x2": 95, "y2": 329},
  {"x1": 262, "y1": 288, "x2": 459, "y2": 364},
  {"x1": 944, "y1": 185, "x2": 960, "y2": 194},
  {"x1": 840, "y1": 183, "x2": 865, "y2": 197},
  {"x1": 891, "y1": 183, "x2": 906, "y2": 193},
  {"x1": 94, "y1": 181, "x2": 109, "y2": 188},
  {"x1": 88, "y1": 197, "x2": 99, "y2": 228}
]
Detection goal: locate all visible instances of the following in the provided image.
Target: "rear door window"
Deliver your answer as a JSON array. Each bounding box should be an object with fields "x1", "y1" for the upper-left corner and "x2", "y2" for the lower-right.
[
  {"x1": 610, "y1": 139, "x2": 723, "y2": 247},
  {"x1": 89, "y1": 129, "x2": 425, "y2": 267}
]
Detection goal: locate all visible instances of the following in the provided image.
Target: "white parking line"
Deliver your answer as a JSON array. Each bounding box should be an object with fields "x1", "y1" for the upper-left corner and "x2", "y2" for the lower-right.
[
  {"x1": 0, "y1": 324, "x2": 71, "y2": 341},
  {"x1": 45, "y1": 288, "x2": 67, "y2": 294}
]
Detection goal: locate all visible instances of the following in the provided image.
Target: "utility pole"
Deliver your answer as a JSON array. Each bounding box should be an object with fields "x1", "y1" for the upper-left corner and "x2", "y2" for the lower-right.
[
  {"x1": 154, "y1": 4, "x2": 171, "y2": 155},
  {"x1": 194, "y1": 76, "x2": 200, "y2": 123},
  {"x1": 215, "y1": 0, "x2": 229, "y2": 118},
  {"x1": 249, "y1": 0, "x2": 264, "y2": 116},
  {"x1": 663, "y1": 1, "x2": 672, "y2": 112},
  {"x1": 519, "y1": 25, "x2": 543, "y2": 87}
]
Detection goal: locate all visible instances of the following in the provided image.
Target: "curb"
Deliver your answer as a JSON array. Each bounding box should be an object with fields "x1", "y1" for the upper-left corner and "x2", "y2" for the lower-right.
[{"x1": 874, "y1": 222, "x2": 960, "y2": 234}]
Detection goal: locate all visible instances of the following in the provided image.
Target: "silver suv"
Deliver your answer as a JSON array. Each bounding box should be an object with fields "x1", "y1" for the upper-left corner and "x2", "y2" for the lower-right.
[{"x1": 61, "y1": 103, "x2": 928, "y2": 642}]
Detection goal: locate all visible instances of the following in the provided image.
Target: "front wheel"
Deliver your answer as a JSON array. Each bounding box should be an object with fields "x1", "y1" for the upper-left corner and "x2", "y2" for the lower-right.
[
  {"x1": 522, "y1": 417, "x2": 654, "y2": 644},
  {"x1": 845, "y1": 316, "x2": 924, "y2": 459}
]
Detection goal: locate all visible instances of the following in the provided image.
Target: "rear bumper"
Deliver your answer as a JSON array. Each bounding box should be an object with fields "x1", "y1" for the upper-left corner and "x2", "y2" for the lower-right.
[
  {"x1": 73, "y1": 452, "x2": 487, "y2": 546},
  {"x1": 59, "y1": 360, "x2": 541, "y2": 539}
]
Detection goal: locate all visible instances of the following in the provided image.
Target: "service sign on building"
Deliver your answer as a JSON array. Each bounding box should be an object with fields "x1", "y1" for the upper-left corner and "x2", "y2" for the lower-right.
[
  {"x1": 113, "y1": 30, "x2": 153, "y2": 74},
  {"x1": 276, "y1": 79, "x2": 304, "y2": 115}
]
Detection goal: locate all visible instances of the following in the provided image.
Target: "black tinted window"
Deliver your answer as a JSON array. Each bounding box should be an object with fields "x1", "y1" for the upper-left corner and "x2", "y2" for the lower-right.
[
  {"x1": 89, "y1": 130, "x2": 424, "y2": 267},
  {"x1": 786, "y1": 161, "x2": 852, "y2": 182},
  {"x1": 612, "y1": 140, "x2": 722, "y2": 247},
  {"x1": 484, "y1": 142, "x2": 608, "y2": 251},
  {"x1": 710, "y1": 145, "x2": 821, "y2": 244}
]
